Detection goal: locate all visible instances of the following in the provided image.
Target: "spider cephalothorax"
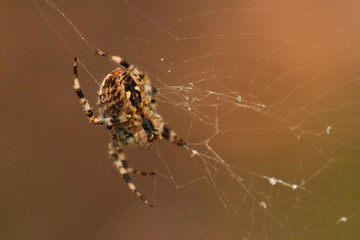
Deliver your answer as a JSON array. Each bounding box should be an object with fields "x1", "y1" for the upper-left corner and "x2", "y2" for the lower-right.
[{"x1": 73, "y1": 50, "x2": 186, "y2": 207}]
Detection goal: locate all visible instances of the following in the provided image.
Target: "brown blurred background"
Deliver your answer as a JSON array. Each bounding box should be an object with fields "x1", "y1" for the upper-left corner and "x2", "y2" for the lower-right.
[{"x1": 1, "y1": 0, "x2": 360, "y2": 239}]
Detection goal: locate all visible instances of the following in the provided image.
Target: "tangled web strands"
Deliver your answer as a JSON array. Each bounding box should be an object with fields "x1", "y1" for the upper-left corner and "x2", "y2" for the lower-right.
[{"x1": 34, "y1": 1, "x2": 360, "y2": 239}]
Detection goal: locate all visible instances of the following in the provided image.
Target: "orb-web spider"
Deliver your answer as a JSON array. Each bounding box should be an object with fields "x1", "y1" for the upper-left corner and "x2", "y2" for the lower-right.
[{"x1": 73, "y1": 50, "x2": 186, "y2": 207}]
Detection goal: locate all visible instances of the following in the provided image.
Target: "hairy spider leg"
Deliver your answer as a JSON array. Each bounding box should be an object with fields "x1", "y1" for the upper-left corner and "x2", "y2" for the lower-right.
[
  {"x1": 161, "y1": 125, "x2": 186, "y2": 147},
  {"x1": 109, "y1": 131, "x2": 155, "y2": 177},
  {"x1": 95, "y1": 50, "x2": 144, "y2": 79},
  {"x1": 73, "y1": 57, "x2": 100, "y2": 124},
  {"x1": 109, "y1": 138, "x2": 154, "y2": 207},
  {"x1": 127, "y1": 167, "x2": 156, "y2": 176},
  {"x1": 149, "y1": 85, "x2": 158, "y2": 111}
]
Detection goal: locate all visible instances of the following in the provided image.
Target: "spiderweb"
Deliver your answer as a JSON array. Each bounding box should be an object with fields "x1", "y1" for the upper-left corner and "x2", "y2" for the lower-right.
[{"x1": 33, "y1": 0, "x2": 360, "y2": 239}]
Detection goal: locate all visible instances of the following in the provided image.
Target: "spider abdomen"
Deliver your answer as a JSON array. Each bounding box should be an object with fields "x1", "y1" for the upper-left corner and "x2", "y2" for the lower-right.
[
  {"x1": 98, "y1": 69, "x2": 145, "y2": 118},
  {"x1": 98, "y1": 68, "x2": 163, "y2": 147}
]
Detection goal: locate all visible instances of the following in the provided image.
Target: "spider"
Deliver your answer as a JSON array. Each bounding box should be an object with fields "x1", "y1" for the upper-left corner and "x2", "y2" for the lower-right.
[{"x1": 73, "y1": 50, "x2": 186, "y2": 207}]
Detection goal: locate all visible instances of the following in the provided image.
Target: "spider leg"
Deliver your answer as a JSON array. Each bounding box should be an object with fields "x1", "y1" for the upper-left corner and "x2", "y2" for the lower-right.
[
  {"x1": 109, "y1": 141, "x2": 154, "y2": 207},
  {"x1": 95, "y1": 50, "x2": 144, "y2": 78},
  {"x1": 73, "y1": 57, "x2": 109, "y2": 126},
  {"x1": 127, "y1": 167, "x2": 156, "y2": 176},
  {"x1": 149, "y1": 86, "x2": 158, "y2": 111},
  {"x1": 161, "y1": 125, "x2": 186, "y2": 146}
]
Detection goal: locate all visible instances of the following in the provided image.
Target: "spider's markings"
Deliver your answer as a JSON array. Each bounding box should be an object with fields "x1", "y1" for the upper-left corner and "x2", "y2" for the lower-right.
[{"x1": 123, "y1": 74, "x2": 142, "y2": 108}]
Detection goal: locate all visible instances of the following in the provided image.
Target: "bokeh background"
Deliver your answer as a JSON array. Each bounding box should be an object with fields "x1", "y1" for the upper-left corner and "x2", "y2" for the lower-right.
[{"x1": 1, "y1": 0, "x2": 359, "y2": 239}]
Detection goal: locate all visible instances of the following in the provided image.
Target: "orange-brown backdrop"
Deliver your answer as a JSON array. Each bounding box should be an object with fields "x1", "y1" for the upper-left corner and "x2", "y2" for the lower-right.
[{"x1": 1, "y1": 1, "x2": 359, "y2": 240}]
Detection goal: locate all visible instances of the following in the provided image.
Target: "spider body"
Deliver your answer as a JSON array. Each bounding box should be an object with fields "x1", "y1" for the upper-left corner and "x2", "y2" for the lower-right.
[
  {"x1": 73, "y1": 51, "x2": 186, "y2": 207},
  {"x1": 98, "y1": 69, "x2": 162, "y2": 147}
]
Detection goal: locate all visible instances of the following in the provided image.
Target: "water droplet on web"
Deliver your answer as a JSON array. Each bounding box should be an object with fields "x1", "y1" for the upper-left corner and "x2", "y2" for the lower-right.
[
  {"x1": 191, "y1": 150, "x2": 198, "y2": 157},
  {"x1": 259, "y1": 201, "x2": 267, "y2": 209},
  {"x1": 336, "y1": 216, "x2": 347, "y2": 224},
  {"x1": 269, "y1": 177, "x2": 277, "y2": 185},
  {"x1": 237, "y1": 96, "x2": 242, "y2": 102},
  {"x1": 326, "y1": 126, "x2": 331, "y2": 135},
  {"x1": 160, "y1": 57, "x2": 164, "y2": 61}
]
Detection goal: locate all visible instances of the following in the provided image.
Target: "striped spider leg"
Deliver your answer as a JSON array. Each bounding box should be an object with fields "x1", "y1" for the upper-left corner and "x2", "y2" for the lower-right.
[{"x1": 109, "y1": 130, "x2": 155, "y2": 207}]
